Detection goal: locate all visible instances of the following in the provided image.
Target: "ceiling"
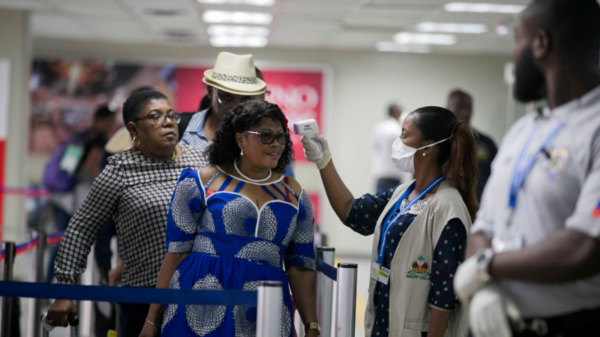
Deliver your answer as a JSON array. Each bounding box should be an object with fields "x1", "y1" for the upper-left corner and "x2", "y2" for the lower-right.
[{"x1": 0, "y1": 0, "x2": 529, "y2": 55}]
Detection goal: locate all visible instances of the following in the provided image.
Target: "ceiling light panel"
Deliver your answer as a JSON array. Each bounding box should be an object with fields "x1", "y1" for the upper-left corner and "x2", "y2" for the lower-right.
[
  {"x1": 208, "y1": 25, "x2": 270, "y2": 36},
  {"x1": 210, "y1": 36, "x2": 268, "y2": 47},
  {"x1": 417, "y1": 22, "x2": 487, "y2": 34},
  {"x1": 203, "y1": 10, "x2": 273, "y2": 24},
  {"x1": 198, "y1": 0, "x2": 275, "y2": 6},
  {"x1": 445, "y1": 3, "x2": 526, "y2": 14},
  {"x1": 394, "y1": 33, "x2": 457, "y2": 45},
  {"x1": 376, "y1": 42, "x2": 431, "y2": 53}
]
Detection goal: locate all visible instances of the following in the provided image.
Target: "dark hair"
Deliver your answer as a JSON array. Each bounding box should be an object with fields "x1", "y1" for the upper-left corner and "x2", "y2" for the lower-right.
[
  {"x1": 411, "y1": 106, "x2": 479, "y2": 219},
  {"x1": 93, "y1": 105, "x2": 115, "y2": 120},
  {"x1": 448, "y1": 89, "x2": 472, "y2": 102},
  {"x1": 255, "y1": 67, "x2": 265, "y2": 81},
  {"x1": 388, "y1": 104, "x2": 401, "y2": 117},
  {"x1": 529, "y1": 0, "x2": 600, "y2": 62},
  {"x1": 199, "y1": 94, "x2": 211, "y2": 111},
  {"x1": 122, "y1": 90, "x2": 168, "y2": 124},
  {"x1": 208, "y1": 100, "x2": 293, "y2": 173}
]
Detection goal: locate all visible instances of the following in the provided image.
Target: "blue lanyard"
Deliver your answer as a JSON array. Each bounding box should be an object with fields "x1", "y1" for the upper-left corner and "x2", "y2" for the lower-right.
[
  {"x1": 509, "y1": 122, "x2": 565, "y2": 209},
  {"x1": 376, "y1": 176, "x2": 445, "y2": 264}
]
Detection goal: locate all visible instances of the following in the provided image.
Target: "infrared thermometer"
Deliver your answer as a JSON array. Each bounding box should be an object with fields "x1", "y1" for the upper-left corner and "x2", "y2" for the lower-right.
[{"x1": 293, "y1": 119, "x2": 323, "y2": 160}]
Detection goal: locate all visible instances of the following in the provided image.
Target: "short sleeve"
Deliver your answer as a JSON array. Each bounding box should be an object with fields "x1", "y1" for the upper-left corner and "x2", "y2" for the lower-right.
[
  {"x1": 165, "y1": 168, "x2": 206, "y2": 253},
  {"x1": 284, "y1": 192, "x2": 316, "y2": 271},
  {"x1": 429, "y1": 219, "x2": 467, "y2": 311},
  {"x1": 344, "y1": 187, "x2": 397, "y2": 236},
  {"x1": 565, "y1": 135, "x2": 600, "y2": 238}
]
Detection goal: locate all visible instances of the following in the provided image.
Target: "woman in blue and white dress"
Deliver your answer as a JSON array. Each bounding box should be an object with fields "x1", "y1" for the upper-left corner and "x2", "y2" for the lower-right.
[{"x1": 141, "y1": 101, "x2": 320, "y2": 337}]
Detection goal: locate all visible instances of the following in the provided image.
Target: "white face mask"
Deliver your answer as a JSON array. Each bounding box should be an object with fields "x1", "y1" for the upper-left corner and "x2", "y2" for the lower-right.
[{"x1": 391, "y1": 136, "x2": 452, "y2": 173}]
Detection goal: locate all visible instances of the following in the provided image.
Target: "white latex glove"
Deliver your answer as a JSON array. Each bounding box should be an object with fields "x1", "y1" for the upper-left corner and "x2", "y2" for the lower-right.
[
  {"x1": 469, "y1": 284, "x2": 523, "y2": 337},
  {"x1": 300, "y1": 134, "x2": 332, "y2": 170},
  {"x1": 454, "y1": 254, "x2": 490, "y2": 303}
]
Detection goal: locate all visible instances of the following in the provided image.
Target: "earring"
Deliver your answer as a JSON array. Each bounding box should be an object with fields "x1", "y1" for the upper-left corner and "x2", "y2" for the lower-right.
[
  {"x1": 423, "y1": 153, "x2": 427, "y2": 157},
  {"x1": 132, "y1": 136, "x2": 138, "y2": 147},
  {"x1": 240, "y1": 147, "x2": 244, "y2": 156}
]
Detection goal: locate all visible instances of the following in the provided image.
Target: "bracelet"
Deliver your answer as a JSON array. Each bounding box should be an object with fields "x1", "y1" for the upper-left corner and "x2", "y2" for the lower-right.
[{"x1": 146, "y1": 319, "x2": 161, "y2": 328}]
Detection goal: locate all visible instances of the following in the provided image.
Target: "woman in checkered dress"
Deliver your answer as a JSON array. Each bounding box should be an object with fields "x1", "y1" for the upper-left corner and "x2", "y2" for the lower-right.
[
  {"x1": 47, "y1": 90, "x2": 208, "y2": 335},
  {"x1": 141, "y1": 101, "x2": 319, "y2": 337}
]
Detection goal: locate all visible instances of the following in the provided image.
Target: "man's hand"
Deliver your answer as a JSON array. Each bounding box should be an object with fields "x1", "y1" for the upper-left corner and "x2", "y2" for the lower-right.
[
  {"x1": 469, "y1": 285, "x2": 522, "y2": 337},
  {"x1": 454, "y1": 251, "x2": 491, "y2": 303},
  {"x1": 46, "y1": 299, "x2": 77, "y2": 327},
  {"x1": 300, "y1": 135, "x2": 332, "y2": 170}
]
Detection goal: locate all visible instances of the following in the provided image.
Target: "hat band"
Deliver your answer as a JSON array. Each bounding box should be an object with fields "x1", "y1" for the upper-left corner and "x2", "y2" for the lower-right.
[{"x1": 212, "y1": 72, "x2": 258, "y2": 85}]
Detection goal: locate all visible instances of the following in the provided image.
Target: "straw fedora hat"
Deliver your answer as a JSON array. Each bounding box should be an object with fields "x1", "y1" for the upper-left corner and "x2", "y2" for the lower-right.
[{"x1": 203, "y1": 52, "x2": 266, "y2": 96}]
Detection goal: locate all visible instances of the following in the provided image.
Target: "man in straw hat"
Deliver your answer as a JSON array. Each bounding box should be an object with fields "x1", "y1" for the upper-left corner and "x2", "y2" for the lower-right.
[{"x1": 180, "y1": 52, "x2": 267, "y2": 148}]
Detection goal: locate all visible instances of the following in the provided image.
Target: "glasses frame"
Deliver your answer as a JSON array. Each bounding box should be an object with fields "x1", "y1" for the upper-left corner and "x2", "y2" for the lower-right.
[
  {"x1": 215, "y1": 88, "x2": 258, "y2": 106},
  {"x1": 132, "y1": 112, "x2": 181, "y2": 125},
  {"x1": 245, "y1": 130, "x2": 289, "y2": 145}
]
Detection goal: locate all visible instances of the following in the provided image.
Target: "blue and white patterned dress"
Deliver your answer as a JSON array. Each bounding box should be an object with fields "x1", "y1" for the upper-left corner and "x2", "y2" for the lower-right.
[{"x1": 161, "y1": 168, "x2": 315, "y2": 336}]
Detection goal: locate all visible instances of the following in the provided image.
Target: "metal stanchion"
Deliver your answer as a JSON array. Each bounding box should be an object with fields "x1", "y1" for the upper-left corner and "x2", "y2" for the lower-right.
[
  {"x1": 335, "y1": 263, "x2": 357, "y2": 337},
  {"x1": 317, "y1": 247, "x2": 335, "y2": 337},
  {"x1": 256, "y1": 280, "x2": 282, "y2": 337},
  {"x1": 79, "y1": 245, "x2": 95, "y2": 337},
  {"x1": 0, "y1": 242, "x2": 16, "y2": 337},
  {"x1": 28, "y1": 229, "x2": 46, "y2": 337}
]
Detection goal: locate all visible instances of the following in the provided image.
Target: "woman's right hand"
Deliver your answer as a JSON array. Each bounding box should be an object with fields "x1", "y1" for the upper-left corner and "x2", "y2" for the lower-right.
[
  {"x1": 46, "y1": 299, "x2": 77, "y2": 327},
  {"x1": 138, "y1": 320, "x2": 160, "y2": 337},
  {"x1": 300, "y1": 134, "x2": 332, "y2": 169}
]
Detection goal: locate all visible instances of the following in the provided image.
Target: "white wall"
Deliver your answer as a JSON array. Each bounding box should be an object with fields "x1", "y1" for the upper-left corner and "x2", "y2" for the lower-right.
[
  {"x1": 32, "y1": 39, "x2": 513, "y2": 255},
  {"x1": 0, "y1": 9, "x2": 31, "y2": 242}
]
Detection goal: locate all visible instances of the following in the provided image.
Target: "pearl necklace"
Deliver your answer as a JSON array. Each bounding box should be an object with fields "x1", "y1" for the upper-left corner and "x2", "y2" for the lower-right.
[{"x1": 234, "y1": 160, "x2": 272, "y2": 183}]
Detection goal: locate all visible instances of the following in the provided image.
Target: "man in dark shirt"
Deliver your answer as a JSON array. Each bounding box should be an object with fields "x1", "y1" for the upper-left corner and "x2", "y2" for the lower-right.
[{"x1": 447, "y1": 89, "x2": 498, "y2": 201}]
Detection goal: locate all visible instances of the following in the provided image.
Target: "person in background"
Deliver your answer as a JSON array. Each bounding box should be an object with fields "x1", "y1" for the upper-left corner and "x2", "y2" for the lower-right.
[
  {"x1": 447, "y1": 90, "x2": 497, "y2": 201},
  {"x1": 454, "y1": 1, "x2": 600, "y2": 336},
  {"x1": 372, "y1": 104, "x2": 403, "y2": 192},
  {"x1": 179, "y1": 54, "x2": 296, "y2": 177},
  {"x1": 45, "y1": 105, "x2": 115, "y2": 283},
  {"x1": 46, "y1": 90, "x2": 207, "y2": 336},
  {"x1": 302, "y1": 106, "x2": 478, "y2": 337},
  {"x1": 141, "y1": 101, "x2": 319, "y2": 336}
]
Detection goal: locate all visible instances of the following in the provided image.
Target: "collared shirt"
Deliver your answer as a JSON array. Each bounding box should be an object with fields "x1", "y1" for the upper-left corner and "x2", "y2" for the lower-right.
[
  {"x1": 472, "y1": 84, "x2": 600, "y2": 317},
  {"x1": 179, "y1": 107, "x2": 296, "y2": 177},
  {"x1": 179, "y1": 108, "x2": 211, "y2": 149}
]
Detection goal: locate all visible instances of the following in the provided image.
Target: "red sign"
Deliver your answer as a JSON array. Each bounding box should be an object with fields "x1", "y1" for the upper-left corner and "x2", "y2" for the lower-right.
[{"x1": 174, "y1": 67, "x2": 324, "y2": 163}]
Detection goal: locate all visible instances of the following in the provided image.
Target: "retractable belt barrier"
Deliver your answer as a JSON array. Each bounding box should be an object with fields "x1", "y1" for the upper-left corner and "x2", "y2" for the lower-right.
[
  {"x1": 0, "y1": 232, "x2": 63, "y2": 261},
  {"x1": 316, "y1": 247, "x2": 358, "y2": 337},
  {"x1": 0, "y1": 186, "x2": 49, "y2": 198},
  {"x1": 0, "y1": 281, "x2": 258, "y2": 306}
]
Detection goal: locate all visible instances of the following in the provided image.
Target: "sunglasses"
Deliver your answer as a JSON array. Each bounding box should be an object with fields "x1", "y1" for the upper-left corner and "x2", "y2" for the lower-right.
[
  {"x1": 216, "y1": 89, "x2": 256, "y2": 106},
  {"x1": 245, "y1": 130, "x2": 289, "y2": 145}
]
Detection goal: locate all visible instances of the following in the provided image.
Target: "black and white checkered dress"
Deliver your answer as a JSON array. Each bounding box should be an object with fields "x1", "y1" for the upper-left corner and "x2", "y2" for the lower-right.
[{"x1": 54, "y1": 145, "x2": 209, "y2": 287}]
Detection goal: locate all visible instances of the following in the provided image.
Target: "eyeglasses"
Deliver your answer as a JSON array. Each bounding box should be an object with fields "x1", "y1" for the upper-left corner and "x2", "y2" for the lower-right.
[
  {"x1": 245, "y1": 130, "x2": 289, "y2": 145},
  {"x1": 216, "y1": 89, "x2": 256, "y2": 106},
  {"x1": 133, "y1": 112, "x2": 181, "y2": 125}
]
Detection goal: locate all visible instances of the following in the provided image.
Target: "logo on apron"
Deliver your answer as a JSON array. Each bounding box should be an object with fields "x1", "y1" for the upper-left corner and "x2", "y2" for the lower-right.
[{"x1": 407, "y1": 256, "x2": 430, "y2": 280}]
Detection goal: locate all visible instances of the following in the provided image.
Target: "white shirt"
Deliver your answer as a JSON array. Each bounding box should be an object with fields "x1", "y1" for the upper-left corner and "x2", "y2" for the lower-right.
[
  {"x1": 473, "y1": 84, "x2": 600, "y2": 317},
  {"x1": 372, "y1": 117, "x2": 402, "y2": 180}
]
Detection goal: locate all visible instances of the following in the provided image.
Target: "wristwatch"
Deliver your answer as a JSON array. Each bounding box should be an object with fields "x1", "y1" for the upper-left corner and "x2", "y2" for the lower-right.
[
  {"x1": 305, "y1": 322, "x2": 321, "y2": 335},
  {"x1": 476, "y1": 248, "x2": 494, "y2": 282}
]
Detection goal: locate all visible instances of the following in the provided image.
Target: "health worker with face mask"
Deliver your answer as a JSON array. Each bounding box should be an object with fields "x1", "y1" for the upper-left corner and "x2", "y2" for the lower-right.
[{"x1": 301, "y1": 106, "x2": 479, "y2": 337}]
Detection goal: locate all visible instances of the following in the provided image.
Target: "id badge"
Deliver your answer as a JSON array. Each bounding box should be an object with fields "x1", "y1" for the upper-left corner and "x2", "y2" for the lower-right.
[
  {"x1": 492, "y1": 231, "x2": 524, "y2": 253},
  {"x1": 370, "y1": 262, "x2": 390, "y2": 285}
]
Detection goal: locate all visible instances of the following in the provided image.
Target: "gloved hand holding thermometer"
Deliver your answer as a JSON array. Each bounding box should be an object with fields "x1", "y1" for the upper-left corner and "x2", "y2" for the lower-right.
[{"x1": 294, "y1": 119, "x2": 332, "y2": 169}]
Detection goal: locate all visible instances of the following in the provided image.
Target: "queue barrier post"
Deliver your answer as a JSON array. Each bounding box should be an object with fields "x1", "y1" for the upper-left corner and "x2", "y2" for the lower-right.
[
  {"x1": 316, "y1": 247, "x2": 335, "y2": 337},
  {"x1": 256, "y1": 280, "x2": 282, "y2": 337},
  {"x1": 28, "y1": 229, "x2": 46, "y2": 337},
  {"x1": 335, "y1": 263, "x2": 357, "y2": 337},
  {"x1": 0, "y1": 242, "x2": 16, "y2": 337}
]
